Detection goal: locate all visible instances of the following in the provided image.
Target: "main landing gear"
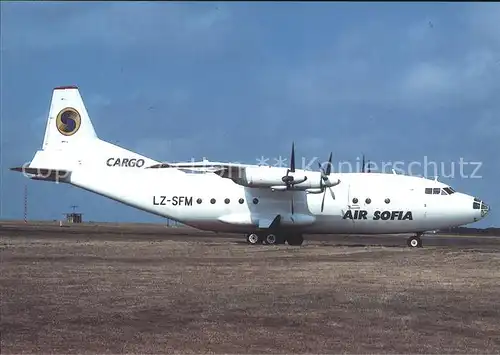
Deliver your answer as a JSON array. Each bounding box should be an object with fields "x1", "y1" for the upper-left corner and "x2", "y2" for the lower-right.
[
  {"x1": 407, "y1": 233, "x2": 423, "y2": 248},
  {"x1": 246, "y1": 232, "x2": 304, "y2": 246}
]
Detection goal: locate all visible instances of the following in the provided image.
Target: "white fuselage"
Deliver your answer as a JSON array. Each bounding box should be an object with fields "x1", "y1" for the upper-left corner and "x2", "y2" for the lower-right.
[{"x1": 68, "y1": 166, "x2": 485, "y2": 234}]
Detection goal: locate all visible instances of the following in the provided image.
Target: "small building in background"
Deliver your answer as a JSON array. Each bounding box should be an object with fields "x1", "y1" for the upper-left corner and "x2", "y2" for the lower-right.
[{"x1": 64, "y1": 212, "x2": 83, "y2": 223}]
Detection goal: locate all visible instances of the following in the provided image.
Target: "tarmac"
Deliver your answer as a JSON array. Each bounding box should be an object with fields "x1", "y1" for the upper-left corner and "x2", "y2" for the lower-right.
[
  {"x1": 1, "y1": 221, "x2": 500, "y2": 353},
  {"x1": 1, "y1": 220, "x2": 500, "y2": 247}
]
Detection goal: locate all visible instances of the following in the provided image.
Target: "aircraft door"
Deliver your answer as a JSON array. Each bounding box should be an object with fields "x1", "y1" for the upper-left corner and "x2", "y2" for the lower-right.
[
  {"x1": 347, "y1": 183, "x2": 360, "y2": 211},
  {"x1": 417, "y1": 187, "x2": 429, "y2": 219},
  {"x1": 345, "y1": 183, "x2": 358, "y2": 228}
]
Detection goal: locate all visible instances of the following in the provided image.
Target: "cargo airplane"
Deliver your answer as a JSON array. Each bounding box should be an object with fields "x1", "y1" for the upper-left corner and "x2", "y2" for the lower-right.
[{"x1": 10, "y1": 86, "x2": 490, "y2": 247}]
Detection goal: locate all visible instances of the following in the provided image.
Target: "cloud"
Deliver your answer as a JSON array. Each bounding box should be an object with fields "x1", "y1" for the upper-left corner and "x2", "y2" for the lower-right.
[
  {"x1": 401, "y1": 62, "x2": 454, "y2": 101},
  {"x1": 399, "y1": 51, "x2": 499, "y2": 109},
  {"x1": 133, "y1": 128, "x2": 230, "y2": 162},
  {"x1": 1, "y1": 2, "x2": 232, "y2": 53},
  {"x1": 282, "y1": 4, "x2": 500, "y2": 113},
  {"x1": 473, "y1": 110, "x2": 500, "y2": 138},
  {"x1": 87, "y1": 94, "x2": 112, "y2": 108},
  {"x1": 467, "y1": 3, "x2": 500, "y2": 48}
]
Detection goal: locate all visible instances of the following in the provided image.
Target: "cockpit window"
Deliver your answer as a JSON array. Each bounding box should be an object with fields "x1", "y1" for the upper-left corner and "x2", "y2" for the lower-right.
[
  {"x1": 443, "y1": 187, "x2": 455, "y2": 195},
  {"x1": 425, "y1": 187, "x2": 456, "y2": 195}
]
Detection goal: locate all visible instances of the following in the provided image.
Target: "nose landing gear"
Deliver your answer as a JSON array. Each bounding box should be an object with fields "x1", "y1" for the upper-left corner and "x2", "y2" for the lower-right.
[{"x1": 407, "y1": 233, "x2": 423, "y2": 248}]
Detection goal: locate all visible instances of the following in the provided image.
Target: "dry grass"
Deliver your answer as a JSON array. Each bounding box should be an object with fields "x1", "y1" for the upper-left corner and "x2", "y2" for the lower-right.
[{"x1": 1, "y1": 233, "x2": 500, "y2": 354}]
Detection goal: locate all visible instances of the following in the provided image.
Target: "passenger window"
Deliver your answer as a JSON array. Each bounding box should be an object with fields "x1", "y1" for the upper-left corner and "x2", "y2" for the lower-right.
[
  {"x1": 425, "y1": 188, "x2": 432, "y2": 194},
  {"x1": 433, "y1": 188, "x2": 440, "y2": 194}
]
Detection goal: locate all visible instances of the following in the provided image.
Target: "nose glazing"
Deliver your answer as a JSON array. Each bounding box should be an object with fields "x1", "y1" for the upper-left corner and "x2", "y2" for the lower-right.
[
  {"x1": 481, "y1": 201, "x2": 490, "y2": 217},
  {"x1": 472, "y1": 198, "x2": 490, "y2": 218}
]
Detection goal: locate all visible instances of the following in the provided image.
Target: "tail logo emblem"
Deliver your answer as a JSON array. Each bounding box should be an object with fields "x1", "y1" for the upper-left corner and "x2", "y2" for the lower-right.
[{"x1": 56, "y1": 107, "x2": 81, "y2": 136}]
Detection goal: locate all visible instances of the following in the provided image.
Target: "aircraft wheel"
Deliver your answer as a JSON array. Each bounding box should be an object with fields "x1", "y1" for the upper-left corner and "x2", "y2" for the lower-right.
[
  {"x1": 247, "y1": 233, "x2": 261, "y2": 245},
  {"x1": 407, "y1": 235, "x2": 422, "y2": 248},
  {"x1": 264, "y1": 233, "x2": 277, "y2": 245},
  {"x1": 287, "y1": 234, "x2": 304, "y2": 246}
]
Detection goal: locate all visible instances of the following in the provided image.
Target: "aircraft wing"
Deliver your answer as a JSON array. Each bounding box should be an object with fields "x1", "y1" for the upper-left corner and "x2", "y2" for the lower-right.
[
  {"x1": 146, "y1": 144, "x2": 339, "y2": 195},
  {"x1": 147, "y1": 160, "x2": 255, "y2": 175}
]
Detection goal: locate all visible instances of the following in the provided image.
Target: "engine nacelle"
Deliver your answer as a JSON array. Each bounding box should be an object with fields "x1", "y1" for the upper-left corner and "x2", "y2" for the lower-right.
[
  {"x1": 270, "y1": 186, "x2": 288, "y2": 191},
  {"x1": 229, "y1": 166, "x2": 328, "y2": 190},
  {"x1": 229, "y1": 166, "x2": 306, "y2": 187},
  {"x1": 305, "y1": 188, "x2": 324, "y2": 194}
]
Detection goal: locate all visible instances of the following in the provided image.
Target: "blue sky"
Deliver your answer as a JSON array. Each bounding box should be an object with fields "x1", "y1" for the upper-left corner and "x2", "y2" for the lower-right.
[{"x1": 1, "y1": 2, "x2": 499, "y2": 227}]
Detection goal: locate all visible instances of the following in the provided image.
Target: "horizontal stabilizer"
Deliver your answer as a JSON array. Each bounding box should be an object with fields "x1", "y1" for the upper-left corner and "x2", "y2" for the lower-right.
[
  {"x1": 10, "y1": 166, "x2": 71, "y2": 182},
  {"x1": 147, "y1": 163, "x2": 172, "y2": 168}
]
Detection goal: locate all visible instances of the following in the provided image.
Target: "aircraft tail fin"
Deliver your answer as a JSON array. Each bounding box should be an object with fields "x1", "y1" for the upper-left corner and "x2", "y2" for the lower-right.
[
  {"x1": 10, "y1": 86, "x2": 162, "y2": 179},
  {"x1": 41, "y1": 85, "x2": 98, "y2": 149}
]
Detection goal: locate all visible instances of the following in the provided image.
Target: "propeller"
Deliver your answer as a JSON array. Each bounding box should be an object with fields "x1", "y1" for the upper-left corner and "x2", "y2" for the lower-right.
[
  {"x1": 360, "y1": 153, "x2": 373, "y2": 173},
  {"x1": 282, "y1": 142, "x2": 309, "y2": 216},
  {"x1": 281, "y1": 142, "x2": 295, "y2": 187},
  {"x1": 281, "y1": 142, "x2": 297, "y2": 215},
  {"x1": 317, "y1": 152, "x2": 341, "y2": 212},
  {"x1": 281, "y1": 142, "x2": 307, "y2": 188}
]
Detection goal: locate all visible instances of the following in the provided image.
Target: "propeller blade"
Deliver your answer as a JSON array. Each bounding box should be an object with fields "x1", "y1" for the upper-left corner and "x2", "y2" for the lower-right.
[
  {"x1": 320, "y1": 177, "x2": 340, "y2": 212},
  {"x1": 290, "y1": 142, "x2": 295, "y2": 173},
  {"x1": 362, "y1": 154, "x2": 365, "y2": 173},
  {"x1": 326, "y1": 152, "x2": 332, "y2": 175},
  {"x1": 318, "y1": 154, "x2": 332, "y2": 176},
  {"x1": 318, "y1": 161, "x2": 324, "y2": 175},
  {"x1": 328, "y1": 186, "x2": 335, "y2": 200},
  {"x1": 291, "y1": 192, "x2": 294, "y2": 215}
]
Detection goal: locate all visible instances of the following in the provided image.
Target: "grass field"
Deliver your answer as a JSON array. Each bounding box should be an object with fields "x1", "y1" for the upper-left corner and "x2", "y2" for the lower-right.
[{"x1": 1, "y1": 229, "x2": 500, "y2": 354}]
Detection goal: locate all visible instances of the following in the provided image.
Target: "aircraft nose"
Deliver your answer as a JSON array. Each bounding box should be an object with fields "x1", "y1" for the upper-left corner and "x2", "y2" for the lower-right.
[
  {"x1": 481, "y1": 201, "x2": 490, "y2": 218},
  {"x1": 472, "y1": 198, "x2": 490, "y2": 219}
]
